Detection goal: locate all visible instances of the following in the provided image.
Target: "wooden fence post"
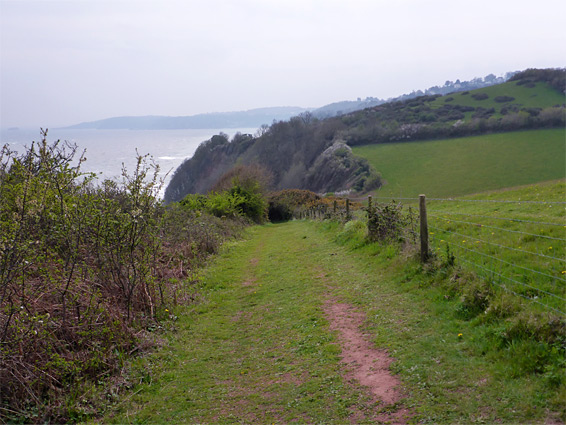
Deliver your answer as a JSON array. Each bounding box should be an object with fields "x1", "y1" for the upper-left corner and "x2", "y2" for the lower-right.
[
  {"x1": 346, "y1": 199, "x2": 350, "y2": 220},
  {"x1": 333, "y1": 200, "x2": 337, "y2": 214},
  {"x1": 368, "y1": 195, "x2": 372, "y2": 213},
  {"x1": 419, "y1": 194, "x2": 429, "y2": 262}
]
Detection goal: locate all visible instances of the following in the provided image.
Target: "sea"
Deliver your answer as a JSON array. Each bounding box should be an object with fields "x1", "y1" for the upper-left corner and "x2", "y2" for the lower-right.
[{"x1": 0, "y1": 127, "x2": 257, "y2": 197}]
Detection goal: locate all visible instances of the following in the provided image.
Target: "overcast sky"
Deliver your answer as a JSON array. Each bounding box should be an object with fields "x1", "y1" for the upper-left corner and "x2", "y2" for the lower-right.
[{"x1": 1, "y1": 0, "x2": 564, "y2": 128}]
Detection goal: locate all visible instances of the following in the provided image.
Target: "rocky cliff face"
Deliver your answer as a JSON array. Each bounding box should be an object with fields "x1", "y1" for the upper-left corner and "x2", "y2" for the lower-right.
[{"x1": 164, "y1": 123, "x2": 381, "y2": 203}]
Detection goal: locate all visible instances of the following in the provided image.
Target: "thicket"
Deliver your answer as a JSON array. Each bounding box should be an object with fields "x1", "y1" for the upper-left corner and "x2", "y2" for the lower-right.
[
  {"x1": 179, "y1": 165, "x2": 271, "y2": 224},
  {"x1": 266, "y1": 189, "x2": 362, "y2": 222},
  {"x1": 0, "y1": 132, "x2": 245, "y2": 423},
  {"x1": 343, "y1": 68, "x2": 565, "y2": 146},
  {"x1": 164, "y1": 115, "x2": 381, "y2": 203},
  {"x1": 509, "y1": 67, "x2": 566, "y2": 93}
]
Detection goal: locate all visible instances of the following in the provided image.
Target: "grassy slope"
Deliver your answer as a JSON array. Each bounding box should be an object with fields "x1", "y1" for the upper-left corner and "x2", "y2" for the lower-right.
[
  {"x1": 352, "y1": 128, "x2": 566, "y2": 199},
  {"x1": 97, "y1": 212, "x2": 564, "y2": 424},
  {"x1": 429, "y1": 81, "x2": 565, "y2": 118},
  {"x1": 425, "y1": 180, "x2": 566, "y2": 314}
]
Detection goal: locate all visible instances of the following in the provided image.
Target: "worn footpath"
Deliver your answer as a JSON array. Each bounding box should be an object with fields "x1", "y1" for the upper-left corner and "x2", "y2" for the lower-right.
[{"x1": 103, "y1": 221, "x2": 413, "y2": 424}]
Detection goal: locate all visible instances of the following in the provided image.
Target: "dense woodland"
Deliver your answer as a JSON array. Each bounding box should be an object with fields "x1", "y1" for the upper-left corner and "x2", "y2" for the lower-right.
[{"x1": 164, "y1": 68, "x2": 565, "y2": 203}]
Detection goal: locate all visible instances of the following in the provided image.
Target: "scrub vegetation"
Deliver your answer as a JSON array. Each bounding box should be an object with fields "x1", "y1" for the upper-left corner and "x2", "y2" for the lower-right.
[
  {"x1": 0, "y1": 133, "x2": 250, "y2": 423},
  {"x1": 2, "y1": 68, "x2": 565, "y2": 424}
]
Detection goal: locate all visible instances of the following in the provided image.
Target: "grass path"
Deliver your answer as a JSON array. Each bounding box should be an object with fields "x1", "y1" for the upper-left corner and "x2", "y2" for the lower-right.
[
  {"x1": 104, "y1": 221, "x2": 412, "y2": 424},
  {"x1": 102, "y1": 219, "x2": 563, "y2": 424}
]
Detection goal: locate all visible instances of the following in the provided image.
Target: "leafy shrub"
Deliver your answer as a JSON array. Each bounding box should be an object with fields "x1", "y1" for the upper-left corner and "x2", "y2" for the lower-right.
[
  {"x1": 179, "y1": 193, "x2": 207, "y2": 210},
  {"x1": 471, "y1": 93, "x2": 489, "y2": 100},
  {"x1": 456, "y1": 279, "x2": 493, "y2": 319},
  {"x1": 267, "y1": 189, "x2": 320, "y2": 222},
  {"x1": 366, "y1": 201, "x2": 417, "y2": 243},
  {"x1": 0, "y1": 132, "x2": 247, "y2": 423},
  {"x1": 494, "y1": 95, "x2": 516, "y2": 103}
]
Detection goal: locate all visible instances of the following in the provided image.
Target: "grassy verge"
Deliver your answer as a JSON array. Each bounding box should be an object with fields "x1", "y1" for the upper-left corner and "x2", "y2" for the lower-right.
[
  {"x1": 320, "y1": 217, "x2": 565, "y2": 424},
  {"x1": 96, "y1": 214, "x2": 564, "y2": 424},
  {"x1": 352, "y1": 129, "x2": 565, "y2": 198}
]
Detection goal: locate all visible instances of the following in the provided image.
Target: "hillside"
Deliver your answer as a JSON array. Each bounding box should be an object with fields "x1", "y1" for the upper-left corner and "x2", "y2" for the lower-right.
[
  {"x1": 64, "y1": 107, "x2": 308, "y2": 130},
  {"x1": 164, "y1": 68, "x2": 565, "y2": 203},
  {"x1": 64, "y1": 73, "x2": 516, "y2": 130},
  {"x1": 312, "y1": 71, "x2": 516, "y2": 118},
  {"x1": 353, "y1": 129, "x2": 566, "y2": 198}
]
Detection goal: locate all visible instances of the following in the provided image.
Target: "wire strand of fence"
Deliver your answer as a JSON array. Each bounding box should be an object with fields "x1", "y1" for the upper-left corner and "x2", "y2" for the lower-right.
[
  {"x1": 428, "y1": 214, "x2": 566, "y2": 242},
  {"x1": 428, "y1": 224, "x2": 566, "y2": 264},
  {"x1": 430, "y1": 234, "x2": 566, "y2": 285},
  {"x1": 427, "y1": 198, "x2": 566, "y2": 205},
  {"x1": 457, "y1": 257, "x2": 566, "y2": 316},
  {"x1": 372, "y1": 196, "x2": 419, "y2": 202},
  {"x1": 424, "y1": 210, "x2": 565, "y2": 227},
  {"x1": 372, "y1": 196, "x2": 566, "y2": 205}
]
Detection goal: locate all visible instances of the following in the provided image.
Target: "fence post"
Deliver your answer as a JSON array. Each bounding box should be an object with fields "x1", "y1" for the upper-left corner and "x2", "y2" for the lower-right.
[
  {"x1": 333, "y1": 200, "x2": 337, "y2": 214},
  {"x1": 368, "y1": 195, "x2": 372, "y2": 213},
  {"x1": 419, "y1": 194, "x2": 429, "y2": 263},
  {"x1": 346, "y1": 199, "x2": 350, "y2": 220}
]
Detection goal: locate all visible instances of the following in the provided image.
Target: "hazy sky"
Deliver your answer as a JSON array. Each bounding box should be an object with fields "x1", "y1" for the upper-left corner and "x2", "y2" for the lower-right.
[{"x1": 1, "y1": 0, "x2": 564, "y2": 128}]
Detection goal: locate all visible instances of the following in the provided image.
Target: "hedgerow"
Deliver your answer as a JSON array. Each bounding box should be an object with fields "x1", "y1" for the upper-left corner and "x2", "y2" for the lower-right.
[{"x1": 0, "y1": 131, "x2": 245, "y2": 423}]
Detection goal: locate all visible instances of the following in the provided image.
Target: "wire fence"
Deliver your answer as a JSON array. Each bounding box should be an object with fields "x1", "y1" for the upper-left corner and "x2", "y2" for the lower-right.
[{"x1": 370, "y1": 194, "x2": 566, "y2": 315}]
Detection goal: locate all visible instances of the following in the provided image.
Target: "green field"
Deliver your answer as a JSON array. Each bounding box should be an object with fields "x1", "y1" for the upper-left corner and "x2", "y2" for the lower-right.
[
  {"x1": 352, "y1": 129, "x2": 566, "y2": 199},
  {"x1": 429, "y1": 81, "x2": 565, "y2": 118},
  {"x1": 425, "y1": 181, "x2": 566, "y2": 315}
]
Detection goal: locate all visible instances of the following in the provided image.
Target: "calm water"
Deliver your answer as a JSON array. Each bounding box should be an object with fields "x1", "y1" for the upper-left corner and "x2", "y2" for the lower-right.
[{"x1": 1, "y1": 127, "x2": 256, "y2": 196}]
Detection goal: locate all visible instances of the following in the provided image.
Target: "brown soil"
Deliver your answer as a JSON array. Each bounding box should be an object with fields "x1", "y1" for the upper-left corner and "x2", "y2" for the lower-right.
[{"x1": 324, "y1": 301, "x2": 413, "y2": 424}]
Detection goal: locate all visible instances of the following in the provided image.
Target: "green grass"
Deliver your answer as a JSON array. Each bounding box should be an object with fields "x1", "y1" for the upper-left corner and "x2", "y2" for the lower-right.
[
  {"x1": 429, "y1": 81, "x2": 565, "y2": 118},
  {"x1": 425, "y1": 181, "x2": 566, "y2": 316},
  {"x1": 352, "y1": 128, "x2": 566, "y2": 199},
  {"x1": 98, "y1": 223, "x2": 388, "y2": 424},
  {"x1": 93, "y1": 210, "x2": 565, "y2": 424}
]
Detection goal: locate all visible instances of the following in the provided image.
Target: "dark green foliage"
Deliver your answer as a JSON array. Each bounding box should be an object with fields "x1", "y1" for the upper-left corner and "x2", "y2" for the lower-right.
[
  {"x1": 509, "y1": 67, "x2": 566, "y2": 93},
  {"x1": 494, "y1": 95, "x2": 515, "y2": 103},
  {"x1": 366, "y1": 201, "x2": 417, "y2": 243},
  {"x1": 471, "y1": 93, "x2": 489, "y2": 100},
  {"x1": 267, "y1": 189, "x2": 321, "y2": 221}
]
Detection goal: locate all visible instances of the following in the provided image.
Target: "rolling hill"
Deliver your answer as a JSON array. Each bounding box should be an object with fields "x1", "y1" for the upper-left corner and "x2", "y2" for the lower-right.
[
  {"x1": 352, "y1": 129, "x2": 566, "y2": 199},
  {"x1": 164, "y1": 68, "x2": 565, "y2": 203}
]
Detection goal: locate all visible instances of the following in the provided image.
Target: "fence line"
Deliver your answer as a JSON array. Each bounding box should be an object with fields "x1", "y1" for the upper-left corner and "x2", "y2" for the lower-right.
[
  {"x1": 428, "y1": 225, "x2": 566, "y2": 263},
  {"x1": 428, "y1": 198, "x2": 566, "y2": 205},
  {"x1": 304, "y1": 193, "x2": 564, "y2": 314},
  {"x1": 424, "y1": 211, "x2": 564, "y2": 227},
  {"x1": 428, "y1": 230, "x2": 566, "y2": 285},
  {"x1": 368, "y1": 193, "x2": 565, "y2": 315},
  {"x1": 428, "y1": 214, "x2": 566, "y2": 242},
  {"x1": 371, "y1": 195, "x2": 566, "y2": 205},
  {"x1": 457, "y1": 258, "x2": 566, "y2": 316}
]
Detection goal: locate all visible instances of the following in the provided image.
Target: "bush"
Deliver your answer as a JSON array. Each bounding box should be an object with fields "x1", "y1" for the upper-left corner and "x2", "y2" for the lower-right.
[
  {"x1": 471, "y1": 93, "x2": 489, "y2": 100},
  {"x1": 267, "y1": 189, "x2": 321, "y2": 222},
  {"x1": 0, "y1": 132, "x2": 247, "y2": 423},
  {"x1": 494, "y1": 95, "x2": 515, "y2": 103},
  {"x1": 366, "y1": 201, "x2": 417, "y2": 243}
]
